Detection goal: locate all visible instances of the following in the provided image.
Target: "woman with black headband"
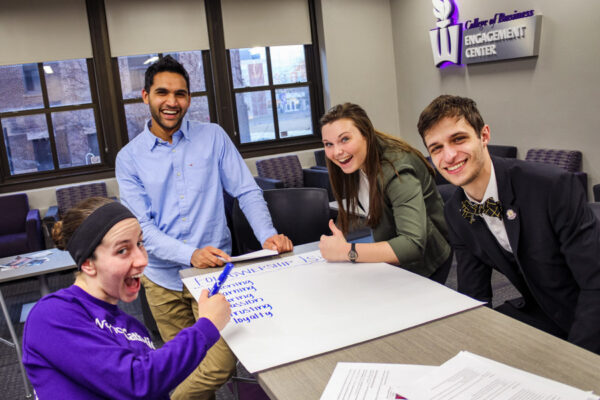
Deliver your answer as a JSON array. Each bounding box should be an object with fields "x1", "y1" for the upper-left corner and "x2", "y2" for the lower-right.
[{"x1": 22, "y1": 197, "x2": 231, "y2": 399}]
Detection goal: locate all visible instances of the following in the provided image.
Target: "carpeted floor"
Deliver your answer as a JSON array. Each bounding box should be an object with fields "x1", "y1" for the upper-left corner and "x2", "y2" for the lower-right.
[{"x1": 1, "y1": 259, "x2": 519, "y2": 400}]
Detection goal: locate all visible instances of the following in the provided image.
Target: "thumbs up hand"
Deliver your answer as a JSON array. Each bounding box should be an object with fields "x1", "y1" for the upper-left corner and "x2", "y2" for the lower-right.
[{"x1": 319, "y1": 219, "x2": 351, "y2": 261}]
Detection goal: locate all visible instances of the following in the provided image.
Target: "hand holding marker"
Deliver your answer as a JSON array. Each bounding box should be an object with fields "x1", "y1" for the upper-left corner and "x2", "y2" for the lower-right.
[{"x1": 209, "y1": 262, "x2": 234, "y2": 296}]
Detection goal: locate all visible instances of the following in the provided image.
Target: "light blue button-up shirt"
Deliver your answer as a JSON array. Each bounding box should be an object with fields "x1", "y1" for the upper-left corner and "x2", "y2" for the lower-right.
[{"x1": 116, "y1": 119, "x2": 277, "y2": 291}]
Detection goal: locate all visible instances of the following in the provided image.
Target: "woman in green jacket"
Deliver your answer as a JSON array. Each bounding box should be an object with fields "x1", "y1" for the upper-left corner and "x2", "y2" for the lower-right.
[{"x1": 319, "y1": 103, "x2": 451, "y2": 283}]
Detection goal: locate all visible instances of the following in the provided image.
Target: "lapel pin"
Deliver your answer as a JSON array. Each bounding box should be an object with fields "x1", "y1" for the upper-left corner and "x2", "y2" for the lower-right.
[{"x1": 506, "y1": 209, "x2": 517, "y2": 220}]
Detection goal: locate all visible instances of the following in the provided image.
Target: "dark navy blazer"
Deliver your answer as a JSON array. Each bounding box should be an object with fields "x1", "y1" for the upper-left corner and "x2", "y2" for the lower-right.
[{"x1": 445, "y1": 156, "x2": 600, "y2": 354}]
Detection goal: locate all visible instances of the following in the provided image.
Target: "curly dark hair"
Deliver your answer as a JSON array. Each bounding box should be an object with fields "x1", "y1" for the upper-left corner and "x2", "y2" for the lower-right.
[{"x1": 144, "y1": 55, "x2": 190, "y2": 93}]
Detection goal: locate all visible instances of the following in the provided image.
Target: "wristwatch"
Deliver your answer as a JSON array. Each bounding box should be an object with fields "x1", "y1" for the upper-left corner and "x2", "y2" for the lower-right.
[{"x1": 348, "y1": 243, "x2": 358, "y2": 263}]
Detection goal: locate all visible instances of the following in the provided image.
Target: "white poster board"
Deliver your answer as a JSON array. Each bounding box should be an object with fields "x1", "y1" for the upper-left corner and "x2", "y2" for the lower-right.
[{"x1": 183, "y1": 251, "x2": 483, "y2": 372}]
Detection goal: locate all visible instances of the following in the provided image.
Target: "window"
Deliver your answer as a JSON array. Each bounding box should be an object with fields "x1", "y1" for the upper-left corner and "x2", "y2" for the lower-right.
[
  {"x1": 0, "y1": 0, "x2": 324, "y2": 192},
  {"x1": 0, "y1": 59, "x2": 102, "y2": 177},
  {"x1": 117, "y1": 51, "x2": 213, "y2": 141},
  {"x1": 229, "y1": 45, "x2": 315, "y2": 145}
]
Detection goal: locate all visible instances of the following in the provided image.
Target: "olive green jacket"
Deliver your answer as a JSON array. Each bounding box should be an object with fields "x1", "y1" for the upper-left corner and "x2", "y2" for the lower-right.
[{"x1": 371, "y1": 142, "x2": 451, "y2": 277}]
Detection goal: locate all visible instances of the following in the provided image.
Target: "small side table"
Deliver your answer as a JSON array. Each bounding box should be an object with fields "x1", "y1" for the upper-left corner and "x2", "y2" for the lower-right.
[{"x1": 0, "y1": 249, "x2": 76, "y2": 398}]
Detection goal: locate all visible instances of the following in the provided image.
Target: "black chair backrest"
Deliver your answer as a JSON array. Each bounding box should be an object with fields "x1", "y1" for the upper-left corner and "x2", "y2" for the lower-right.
[
  {"x1": 488, "y1": 145, "x2": 517, "y2": 158},
  {"x1": 314, "y1": 149, "x2": 327, "y2": 167},
  {"x1": 232, "y1": 188, "x2": 330, "y2": 254},
  {"x1": 589, "y1": 202, "x2": 600, "y2": 222},
  {"x1": 223, "y1": 191, "x2": 241, "y2": 256}
]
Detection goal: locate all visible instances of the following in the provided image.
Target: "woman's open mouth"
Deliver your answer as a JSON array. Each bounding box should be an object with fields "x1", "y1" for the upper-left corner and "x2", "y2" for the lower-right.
[
  {"x1": 124, "y1": 272, "x2": 143, "y2": 289},
  {"x1": 337, "y1": 155, "x2": 353, "y2": 165}
]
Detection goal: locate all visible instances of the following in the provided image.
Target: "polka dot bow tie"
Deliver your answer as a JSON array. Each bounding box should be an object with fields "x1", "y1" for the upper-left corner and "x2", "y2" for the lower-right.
[{"x1": 461, "y1": 198, "x2": 503, "y2": 224}]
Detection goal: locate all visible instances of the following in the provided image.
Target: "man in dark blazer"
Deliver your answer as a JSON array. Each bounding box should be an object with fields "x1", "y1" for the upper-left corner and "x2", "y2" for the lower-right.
[{"x1": 417, "y1": 94, "x2": 600, "y2": 354}]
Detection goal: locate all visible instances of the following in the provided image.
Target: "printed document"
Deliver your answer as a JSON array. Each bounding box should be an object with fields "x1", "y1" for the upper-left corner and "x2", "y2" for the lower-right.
[
  {"x1": 320, "y1": 362, "x2": 434, "y2": 400},
  {"x1": 402, "y1": 351, "x2": 599, "y2": 400}
]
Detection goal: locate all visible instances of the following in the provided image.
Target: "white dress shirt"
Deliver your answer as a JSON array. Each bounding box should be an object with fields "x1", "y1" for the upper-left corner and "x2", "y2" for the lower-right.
[
  {"x1": 465, "y1": 162, "x2": 513, "y2": 253},
  {"x1": 358, "y1": 169, "x2": 370, "y2": 215}
]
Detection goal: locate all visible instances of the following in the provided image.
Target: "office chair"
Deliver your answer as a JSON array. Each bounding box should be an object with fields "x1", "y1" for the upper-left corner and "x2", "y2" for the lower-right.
[
  {"x1": 43, "y1": 182, "x2": 111, "y2": 247},
  {"x1": 232, "y1": 187, "x2": 330, "y2": 254},
  {"x1": 313, "y1": 149, "x2": 327, "y2": 169},
  {"x1": 525, "y1": 148, "x2": 588, "y2": 199},
  {"x1": 255, "y1": 155, "x2": 334, "y2": 201},
  {"x1": 0, "y1": 193, "x2": 45, "y2": 257},
  {"x1": 488, "y1": 144, "x2": 518, "y2": 159},
  {"x1": 228, "y1": 375, "x2": 270, "y2": 400},
  {"x1": 589, "y1": 202, "x2": 600, "y2": 221}
]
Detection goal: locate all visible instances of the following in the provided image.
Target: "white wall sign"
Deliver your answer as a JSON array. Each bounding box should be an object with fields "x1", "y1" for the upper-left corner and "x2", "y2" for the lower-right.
[
  {"x1": 462, "y1": 15, "x2": 542, "y2": 64},
  {"x1": 428, "y1": 3, "x2": 542, "y2": 67},
  {"x1": 429, "y1": 0, "x2": 462, "y2": 67}
]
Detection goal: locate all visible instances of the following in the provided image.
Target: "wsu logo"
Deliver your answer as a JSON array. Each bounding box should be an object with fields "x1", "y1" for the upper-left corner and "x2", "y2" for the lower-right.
[{"x1": 429, "y1": 0, "x2": 462, "y2": 67}]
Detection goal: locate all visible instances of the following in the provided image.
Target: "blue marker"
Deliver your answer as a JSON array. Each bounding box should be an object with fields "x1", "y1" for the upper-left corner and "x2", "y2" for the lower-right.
[{"x1": 209, "y1": 263, "x2": 234, "y2": 296}]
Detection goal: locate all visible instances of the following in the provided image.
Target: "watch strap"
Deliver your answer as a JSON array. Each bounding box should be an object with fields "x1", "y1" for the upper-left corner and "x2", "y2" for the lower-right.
[{"x1": 349, "y1": 242, "x2": 358, "y2": 263}]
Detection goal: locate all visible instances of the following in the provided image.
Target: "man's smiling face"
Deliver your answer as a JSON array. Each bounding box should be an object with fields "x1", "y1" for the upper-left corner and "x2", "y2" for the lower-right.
[
  {"x1": 142, "y1": 71, "x2": 191, "y2": 141},
  {"x1": 424, "y1": 116, "x2": 490, "y2": 190}
]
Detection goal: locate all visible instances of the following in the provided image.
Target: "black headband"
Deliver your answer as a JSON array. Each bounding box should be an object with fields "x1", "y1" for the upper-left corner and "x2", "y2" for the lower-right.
[{"x1": 66, "y1": 202, "x2": 136, "y2": 268}]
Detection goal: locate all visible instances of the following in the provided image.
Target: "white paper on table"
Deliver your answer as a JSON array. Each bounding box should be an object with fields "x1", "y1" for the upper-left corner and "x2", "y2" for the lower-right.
[
  {"x1": 182, "y1": 250, "x2": 483, "y2": 373},
  {"x1": 402, "y1": 351, "x2": 599, "y2": 400},
  {"x1": 31, "y1": 250, "x2": 53, "y2": 258},
  {"x1": 320, "y1": 362, "x2": 435, "y2": 400},
  {"x1": 217, "y1": 249, "x2": 278, "y2": 263}
]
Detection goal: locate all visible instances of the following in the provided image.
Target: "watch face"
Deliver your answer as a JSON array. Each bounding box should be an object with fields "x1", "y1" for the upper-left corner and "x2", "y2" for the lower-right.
[{"x1": 348, "y1": 249, "x2": 358, "y2": 262}]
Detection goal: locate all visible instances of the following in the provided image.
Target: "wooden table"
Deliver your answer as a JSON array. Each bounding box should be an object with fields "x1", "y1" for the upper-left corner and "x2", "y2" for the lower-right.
[
  {"x1": 181, "y1": 244, "x2": 600, "y2": 399},
  {"x1": 0, "y1": 248, "x2": 76, "y2": 399}
]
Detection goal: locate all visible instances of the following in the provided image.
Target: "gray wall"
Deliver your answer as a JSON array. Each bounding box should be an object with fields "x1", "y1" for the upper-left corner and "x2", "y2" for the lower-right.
[
  {"x1": 317, "y1": 0, "x2": 400, "y2": 134},
  {"x1": 390, "y1": 0, "x2": 600, "y2": 197}
]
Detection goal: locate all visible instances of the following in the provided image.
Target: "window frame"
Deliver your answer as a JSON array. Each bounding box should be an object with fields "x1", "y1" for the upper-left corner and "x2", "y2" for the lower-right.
[
  {"x1": 226, "y1": 45, "x2": 322, "y2": 153},
  {"x1": 203, "y1": 0, "x2": 325, "y2": 159},
  {"x1": 0, "y1": 0, "x2": 325, "y2": 193},
  {"x1": 0, "y1": 58, "x2": 110, "y2": 187}
]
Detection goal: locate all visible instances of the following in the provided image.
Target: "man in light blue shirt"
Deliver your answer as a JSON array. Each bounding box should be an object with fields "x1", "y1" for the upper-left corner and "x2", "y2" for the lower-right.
[{"x1": 116, "y1": 56, "x2": 292, "y2": 400}]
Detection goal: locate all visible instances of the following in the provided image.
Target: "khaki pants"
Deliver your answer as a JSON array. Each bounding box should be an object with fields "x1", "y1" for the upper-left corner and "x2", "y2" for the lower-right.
[{"x1": 141, "y1": 275, "x2": 236, "y2": 400}]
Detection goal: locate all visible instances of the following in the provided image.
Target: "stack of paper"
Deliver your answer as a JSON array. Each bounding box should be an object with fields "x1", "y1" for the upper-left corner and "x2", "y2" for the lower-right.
[
  {"x1": 320, "y1": 352, "x2": 599, "y2": 400},
  {"x1": 320, "y1": 363, "x2": 435, "y2": 400}
]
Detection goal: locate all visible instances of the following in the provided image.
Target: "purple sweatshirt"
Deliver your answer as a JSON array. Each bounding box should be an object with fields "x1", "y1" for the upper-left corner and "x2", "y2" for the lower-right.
[{"x1": 22, "y1": 285, "x2": 220, "y2": 399}]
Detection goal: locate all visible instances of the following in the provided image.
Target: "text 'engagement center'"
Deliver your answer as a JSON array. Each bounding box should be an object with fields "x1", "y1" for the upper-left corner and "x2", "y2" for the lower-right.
[{"x1": 464, "y1": 26, "x2": 526, "y2": 58}]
